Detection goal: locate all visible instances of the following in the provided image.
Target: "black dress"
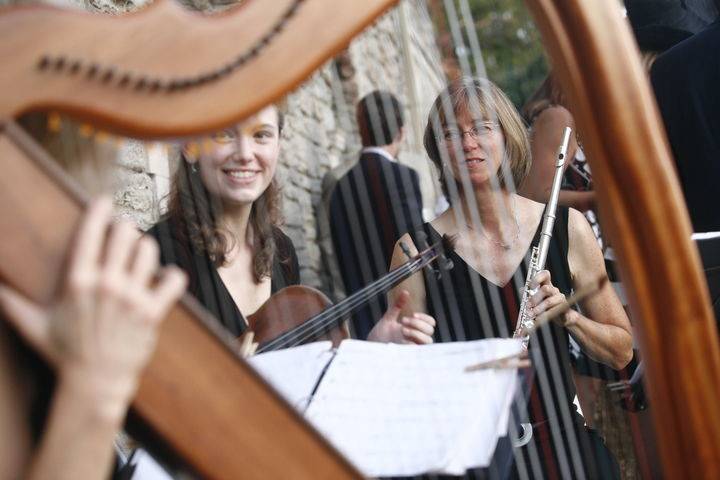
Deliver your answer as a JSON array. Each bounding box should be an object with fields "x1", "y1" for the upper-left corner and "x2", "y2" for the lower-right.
[
  {"x1": 409, "y1": 207, "x2": 619, "y2": 479},
  {"x1": 147, "y1": 217, "x2": 300, "y2": 336},
  {"x1": 112, "y1": 219, "x2": 299, "y2": 478}
]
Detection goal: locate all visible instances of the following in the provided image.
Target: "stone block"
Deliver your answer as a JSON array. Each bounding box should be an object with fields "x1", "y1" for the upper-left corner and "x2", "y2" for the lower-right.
[{"x1": 114, "y1": 140, "x2": 148, "y2": 172}]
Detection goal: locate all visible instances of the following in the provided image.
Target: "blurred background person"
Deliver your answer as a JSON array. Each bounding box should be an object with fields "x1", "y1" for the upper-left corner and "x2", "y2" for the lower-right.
[{"x1": 327, "y1": 91, "x2": 425, "y2": 340}]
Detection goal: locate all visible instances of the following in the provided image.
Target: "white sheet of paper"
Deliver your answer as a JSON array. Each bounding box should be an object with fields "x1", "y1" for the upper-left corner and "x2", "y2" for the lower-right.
[
  {"x1": 304, "y1": 339, "x2": 522, "y2": 477},
  {"x1": 248, "y1": 341, "x2": 334, "y2": 410},
  {"x1": 126, "y1": 449, "x2": 174, "y2": 480}
]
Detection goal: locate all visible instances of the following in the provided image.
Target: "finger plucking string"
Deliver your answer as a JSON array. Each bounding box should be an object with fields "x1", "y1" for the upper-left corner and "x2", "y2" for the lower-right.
[
  {"x1": 149, "y1": 266, "x2": 187, "y2": 323},
  {"x1": 129, "y1": 236, "x2": 160, "y2": 287},
  {"x1": 66, "y1": 197, "x2": 114, "y2": 290},
  {"x1": 103, "y1": 221, "x2": 140, "y2": 280}
]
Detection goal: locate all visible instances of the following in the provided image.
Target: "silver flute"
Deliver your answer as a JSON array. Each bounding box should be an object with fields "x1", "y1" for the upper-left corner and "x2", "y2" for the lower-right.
[{"x1": 513, "y1": 126, "x2": 572, "y2": 348}]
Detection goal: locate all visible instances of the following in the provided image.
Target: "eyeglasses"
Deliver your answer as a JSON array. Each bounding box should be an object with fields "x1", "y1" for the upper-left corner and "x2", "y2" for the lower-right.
[{"x1": 440, "y1": 121, "x2": 499, "y2": 142}]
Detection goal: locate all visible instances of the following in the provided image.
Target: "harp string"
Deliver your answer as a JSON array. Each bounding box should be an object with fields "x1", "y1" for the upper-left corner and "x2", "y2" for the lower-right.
[
  {"x1": 438, "y1": 5, "x2": 540, "y2": 478},
  {"x1": 329, "y1": 92, "x2": 392, "y2": 327},
  {"x1": 34, "y1": 2, "x2": 622, "y2": 476},
  {"x1": 438, "y1": 1, "x2": 590, "y2": 477}
]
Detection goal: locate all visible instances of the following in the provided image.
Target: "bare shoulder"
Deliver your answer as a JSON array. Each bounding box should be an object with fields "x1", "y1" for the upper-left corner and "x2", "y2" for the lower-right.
[
  {"x1": 389, "y1": 232, "x2": 428, "y2": 316},
  {"x1": 515, "y1": 193, "x2": 544, "y2": 210},
  {"x1": 427, "y1": 208, "x2": 457, "y2": 235},
  {"x1": 533, "y1": 105, "x2": 575, "y2": 129},
  {"x1": 567, "y1": 207, "x2": 605, "y2": 281},
  {"x1": 567, "y1": 207, "x2": 596, "y2": 243},
  {"x1": 514, "y1": 194, "x2": 545, "y2": 222}
]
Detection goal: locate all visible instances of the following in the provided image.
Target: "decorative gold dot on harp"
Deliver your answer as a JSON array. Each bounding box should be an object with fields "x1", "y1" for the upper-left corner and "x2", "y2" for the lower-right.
[
  {"x1": 47, "y1": 112, "x2": 62, "y2": 132},
  {"x1": 78, "y1": 123, "x2": 94, "y2": 138},
  {"x1": 149, "y1": 142, "x2": 171, "y2": 155},
  {"x1": 201, "y1": 138, "x2": 215, "y2": 154},
  {"x1": 95, "y1": 130, "x2": 110, "y2": 144},
  {"x1": 186, "y1": 142, "x2": 200, "y2": 158}
]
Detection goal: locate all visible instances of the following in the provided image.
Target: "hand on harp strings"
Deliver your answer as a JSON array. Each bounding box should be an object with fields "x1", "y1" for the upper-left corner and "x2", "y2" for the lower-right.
[
  {"x1": 464, "y1": 275, "x2": 608, "y2": 372},
  {"x1": 239, "y1": 331, "x2": 259, "y2": 358}
]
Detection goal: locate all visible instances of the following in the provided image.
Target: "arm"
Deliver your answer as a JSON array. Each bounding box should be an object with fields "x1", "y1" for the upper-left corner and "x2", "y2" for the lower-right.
[
  {"x1": 0, "y1": 328, "x2": 33, "y2": 480},
  {"x1": 520, "y1": 107, "x2": 592, "y2": 211},
  {"x1": 529, "y1": 209, "x2": 632, "y2": 369},
  {"x1": 565, "y1": 208, "x2": 633, "y2": 368},
  {"x1": 557, "y1": 190, "x2": 596, "y2": 213},
  {"x1": 23, "y1": 377, "x2": 128, "y2": 480},
  {"x1": 367, "y1": 233, "x2": 435, "y2": 344},
  {"x1": 0, "y1": 198, "x2": 187, "y2": 480}
]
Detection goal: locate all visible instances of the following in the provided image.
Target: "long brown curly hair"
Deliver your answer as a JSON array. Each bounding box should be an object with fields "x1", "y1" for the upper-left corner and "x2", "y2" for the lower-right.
[{"x1": 165, "y1": 110, "x2": 285, "y2": 283}]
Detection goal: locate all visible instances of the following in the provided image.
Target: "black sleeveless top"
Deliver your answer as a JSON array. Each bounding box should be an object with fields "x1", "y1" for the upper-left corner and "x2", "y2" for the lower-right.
[
  {"x1": 147, "y1": 217, "x2": 300, "y2": 336},
  {"x1": 411, "y1": 207, "x2": 581, "y2": 428}
]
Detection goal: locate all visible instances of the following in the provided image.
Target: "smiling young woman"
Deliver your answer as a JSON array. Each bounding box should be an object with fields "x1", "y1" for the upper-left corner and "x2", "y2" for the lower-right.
[
  {"x1": 148, "y1": 104, "x2": 435, "y2": 345},
  {"x1": 148, "y1": 105, "x2": 296, "y2": 336}
]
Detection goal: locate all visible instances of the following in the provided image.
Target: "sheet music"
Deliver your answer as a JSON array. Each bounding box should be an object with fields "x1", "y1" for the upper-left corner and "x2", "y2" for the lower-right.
[
  {"x1": 692, "y1": 231, "x2": 720, "y2": 240},
  {"x1": 123, "y1": 449, "x2": 174, "y2": 480},
  {"x1": 304, "y1": 339, "x2": 522, "y2": 477},
  {"x1": 248, "y1": 341, "x2": 335, "y2": 410}
]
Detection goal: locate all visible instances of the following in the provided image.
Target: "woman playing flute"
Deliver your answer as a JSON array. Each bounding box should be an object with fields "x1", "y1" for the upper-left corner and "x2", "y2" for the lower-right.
[{"x1": 388, "y1": 78, "x2": 632, "y2": 478}]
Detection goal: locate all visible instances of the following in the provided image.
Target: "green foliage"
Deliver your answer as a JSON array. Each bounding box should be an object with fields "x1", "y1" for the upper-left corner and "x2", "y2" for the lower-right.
[{"x1": 441, "y1": 0, "x2": 549, "y2": 109}]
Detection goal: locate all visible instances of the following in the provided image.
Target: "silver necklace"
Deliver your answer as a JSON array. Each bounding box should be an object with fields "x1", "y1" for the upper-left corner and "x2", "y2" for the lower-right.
[{"x1": 466, "y1": 198, "x2": 521, "y2": 250}]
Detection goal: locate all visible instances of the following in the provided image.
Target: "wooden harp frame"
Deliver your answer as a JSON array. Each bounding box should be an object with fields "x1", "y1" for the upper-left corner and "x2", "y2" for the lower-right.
[{"x1": 0, "y1": 0, "x2": 718, "y2": 478}]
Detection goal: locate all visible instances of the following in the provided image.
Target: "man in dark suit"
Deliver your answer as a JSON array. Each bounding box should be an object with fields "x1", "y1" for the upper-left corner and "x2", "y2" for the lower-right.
[
  {"x1": 650, "y1": 1, "x2": 720, "y2": 332},
  {"x1": 328, "y1": 91, "x2": 424, "y2": 339},
  {"x1": 650, "y1": 1, "x2": 720, "y2": 232}
]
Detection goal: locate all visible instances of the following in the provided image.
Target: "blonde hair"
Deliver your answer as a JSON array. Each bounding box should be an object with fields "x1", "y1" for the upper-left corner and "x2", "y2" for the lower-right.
[{"x1": 423, "y1": 77, "x2": 531, "y2": 196}]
